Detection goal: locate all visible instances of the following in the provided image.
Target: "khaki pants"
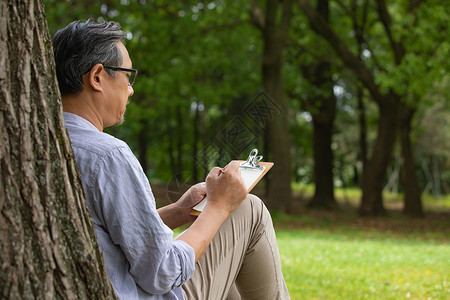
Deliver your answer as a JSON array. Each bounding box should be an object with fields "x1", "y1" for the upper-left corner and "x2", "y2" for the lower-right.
[{"x1": 182, "y1": 194, "x2": 290, "y2": 300}]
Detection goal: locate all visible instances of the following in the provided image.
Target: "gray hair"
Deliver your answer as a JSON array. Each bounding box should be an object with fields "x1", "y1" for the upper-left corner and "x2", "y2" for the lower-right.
[{"x1": 51, "y1": 20, "x2": 127, "y2": 96}]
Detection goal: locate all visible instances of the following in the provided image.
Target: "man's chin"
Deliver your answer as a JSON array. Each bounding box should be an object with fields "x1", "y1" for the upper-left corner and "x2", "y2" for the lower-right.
[{"x1": 114, "y1": 112, "x2": 126, "y2": 127}]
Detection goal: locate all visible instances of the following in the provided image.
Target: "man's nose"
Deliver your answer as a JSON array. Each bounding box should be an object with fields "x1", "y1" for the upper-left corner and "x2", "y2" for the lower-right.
[{"x1": 128, "y1": 85, "x2": 134, "y2": 97}]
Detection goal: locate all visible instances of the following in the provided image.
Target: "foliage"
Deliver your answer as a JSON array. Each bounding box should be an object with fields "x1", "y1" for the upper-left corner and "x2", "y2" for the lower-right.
[
  {"x1": 116, "y1": 0, "x2": 263, "y2": 181},
  {"x1": 45, "y1": 0, "x2": 264, "y2": 181},
  {"x1": 43, "y1": 0, "x2": 450, "y2": 206}
]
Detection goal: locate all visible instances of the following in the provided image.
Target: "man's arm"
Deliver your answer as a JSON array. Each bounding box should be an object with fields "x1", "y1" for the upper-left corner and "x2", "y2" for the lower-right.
[
  {"x1": 176, "y1": 161, "x2": 247, "y2": 262},
  {"x1": 157, "y1": 203, "x2": 185, "y2": 229},
  {"x1": 157, "y1": 182, "x2": 206, "y2": 229},
  {"x1": 92, "y1": 147, "x2": 196, "y2": 294}
]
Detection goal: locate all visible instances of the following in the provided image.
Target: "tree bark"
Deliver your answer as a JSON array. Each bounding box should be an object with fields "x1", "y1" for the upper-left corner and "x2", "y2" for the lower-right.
[
  {"x1": 399, "y1": 104, "x2": 424, "y2": 217},
  {"x1": 357, "y1": 88, "x2": 368, "y2": 186},
  {"x1": 302, "y1": 61, "x2": 337, "y2": 209},
  {"x1": 302, "y1": 0, "x2": 337, "y2": 209},
  {"x1": 375, "y1": 0, "x2": 423, "y2": 215},
  {"x1": 309, "y1": 105, "x2": 337, "y2": 209},
  {"x1": 359, "y1": 96, "x2": 399, "y2": 215},
  {"x1": 260, "y1": 0, "x2": 294, "y2": 212},
  {"x1": 0, "y1": 0, "x2": 117, "y2": 298}
]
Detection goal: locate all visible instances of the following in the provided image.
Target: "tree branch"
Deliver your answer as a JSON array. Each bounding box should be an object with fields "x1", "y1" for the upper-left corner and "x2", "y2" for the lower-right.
[
  {"x1": 350, "y1": 0, "x2": 384, "y2": 72},
  {"x1": 375, "y1": 0, "x2": 404, "y2": 64},
  {"x1": 298, "y1": 0, "x2": 383, "y2": 101}
]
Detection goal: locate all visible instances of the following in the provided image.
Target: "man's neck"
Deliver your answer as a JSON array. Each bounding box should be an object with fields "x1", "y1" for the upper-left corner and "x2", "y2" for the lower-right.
[{"x1": 62, "y1": 93, "x2": 104, "y2": 131}]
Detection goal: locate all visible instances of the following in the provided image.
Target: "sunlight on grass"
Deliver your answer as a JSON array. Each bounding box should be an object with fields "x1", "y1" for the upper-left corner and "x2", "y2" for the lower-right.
[
  {"x1": 277, "y1": 230, "x2": 450, "y2": 299},
  {"x1": 291, "y1": 182, "x2": 450, "y2": 212}
]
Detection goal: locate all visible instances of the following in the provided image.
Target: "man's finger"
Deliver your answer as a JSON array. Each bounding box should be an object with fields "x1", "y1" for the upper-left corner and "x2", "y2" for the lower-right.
[
  {"x1": 225, "y1": 160, "x2": 240, "y2": 172},
  {"x1": 208, "y1": 166, "x2": 222, "y2": 177}
]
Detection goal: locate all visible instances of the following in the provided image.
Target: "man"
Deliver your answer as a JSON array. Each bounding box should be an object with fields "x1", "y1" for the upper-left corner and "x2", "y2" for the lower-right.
[{"x1": 52, "y1": 20, "x2": 289, "y2": 299}]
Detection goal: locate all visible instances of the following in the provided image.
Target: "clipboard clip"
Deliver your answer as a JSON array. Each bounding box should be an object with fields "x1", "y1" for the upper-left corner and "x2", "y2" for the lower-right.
[{"x1": 240, "y1": 149, "x2": 264, "y2": 170}]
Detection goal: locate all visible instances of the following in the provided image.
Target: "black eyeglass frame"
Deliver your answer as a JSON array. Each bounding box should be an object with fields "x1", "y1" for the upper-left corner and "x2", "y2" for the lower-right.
[{"x1": 104, "y1": 66, "x2": 138, "y2": 87}]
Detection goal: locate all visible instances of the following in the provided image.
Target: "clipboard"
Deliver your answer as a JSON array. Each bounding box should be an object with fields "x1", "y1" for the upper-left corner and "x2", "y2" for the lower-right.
[{"x1": 191, "y1": 149, "x2": 273, "y2": 216}]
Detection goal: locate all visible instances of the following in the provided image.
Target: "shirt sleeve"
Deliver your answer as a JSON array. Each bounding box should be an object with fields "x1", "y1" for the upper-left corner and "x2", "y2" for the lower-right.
[{"x1": 90, "y1": 146, "x2": 195, "y2": 295}]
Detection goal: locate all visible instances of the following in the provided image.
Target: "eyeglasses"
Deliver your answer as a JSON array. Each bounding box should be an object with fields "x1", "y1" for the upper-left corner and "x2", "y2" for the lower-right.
[{"x1": 104, "y1": 66, "x2": 138, "y2": 87}]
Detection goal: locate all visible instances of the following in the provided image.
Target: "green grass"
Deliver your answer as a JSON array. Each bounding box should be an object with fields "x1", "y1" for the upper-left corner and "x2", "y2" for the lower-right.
[
  {"x1": 291, "y1": 183, "x2": 450, "y2": 212},
  {"x1": 275, "y1": 223, "x2": 450, "y2": 300},
  {"x1": 173, "y1": 184, "x2": 450, "y2": 299},
  {"x1": 274, "y1": 187, "x2": 450, "y2": 299}
]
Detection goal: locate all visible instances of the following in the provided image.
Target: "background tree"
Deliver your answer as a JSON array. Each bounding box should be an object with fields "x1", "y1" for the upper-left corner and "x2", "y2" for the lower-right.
[
  {"x1": 0, "y1": 0, "x2": 116, "y2": 298},
  {"x1": 43, "y1": 0, "x2": 450, "y2": 216},
  {"x1": 251, "y1": 0, "x2": 294, "y2": 211},
  {"x1": 298, "y1": 0, "x2": 448, "y2": 216},
  {"x1": 289, "y1": 0, "x2": 338, "y2": 209}
]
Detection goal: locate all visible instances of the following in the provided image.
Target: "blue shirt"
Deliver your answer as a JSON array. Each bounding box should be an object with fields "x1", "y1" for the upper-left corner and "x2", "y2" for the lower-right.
[{"x1": 64, "y1": 112, "x2": 195, "y2": 299}]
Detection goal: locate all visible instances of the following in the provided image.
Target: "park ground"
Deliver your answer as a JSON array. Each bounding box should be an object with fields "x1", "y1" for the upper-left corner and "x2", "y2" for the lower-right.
[
  {"x1": 155, "y1": 182, "x2": 450, "y2": 299},
  {"x1": 153, "y1": 182, "x2": 450, "y2": 243}
]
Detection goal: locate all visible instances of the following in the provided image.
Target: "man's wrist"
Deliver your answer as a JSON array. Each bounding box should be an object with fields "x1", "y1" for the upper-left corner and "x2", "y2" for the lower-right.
[
  {"x1": 174, "y1": 201, "x2": 192, "y2": 223},
  {"x1": 203, "y1": 198, "x2": 230, "y2": 219}
]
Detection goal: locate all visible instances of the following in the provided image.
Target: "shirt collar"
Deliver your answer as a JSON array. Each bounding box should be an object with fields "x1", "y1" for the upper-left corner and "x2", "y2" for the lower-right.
[{"x1": 63, "y1": 112, "x2": 99, "y2": 132}]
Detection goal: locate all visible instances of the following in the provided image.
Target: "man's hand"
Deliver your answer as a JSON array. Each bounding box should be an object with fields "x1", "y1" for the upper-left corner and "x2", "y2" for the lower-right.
[
  {"x1": 205, "y1": 160, "x2": 248, "y2": 215},
  {"x1": 158, "y1": 183, "x2": 206, "y2": 229},
  {"x1": 176, "y1": 183, "x2": 207, "y2": 223},
  {"x1": 177, "y1": 161, "x2": 248, "y2": 262}
]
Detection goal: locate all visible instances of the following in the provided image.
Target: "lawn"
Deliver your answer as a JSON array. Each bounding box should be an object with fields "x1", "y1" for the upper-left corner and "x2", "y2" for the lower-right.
[
  {"x1": 277, "y1": 228, "x2": 449, "y2": 299},
  {"x1": 273, "y1": 192, "x2": 450, "y2": 299},
  {"x1": 167, "y1": 184, "x2": 450, "y2": 299}
]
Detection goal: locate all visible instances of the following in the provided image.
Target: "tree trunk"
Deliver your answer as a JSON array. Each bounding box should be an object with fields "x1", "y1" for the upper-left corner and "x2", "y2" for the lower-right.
[
  {"x1": 302, "y1": 0, "x2": 337, "y2": 209},
  {"x1": 357, "y1": 88, "x2": 368, "y2": 185},
  {"x1": 359, "y1": 97, "x2": 399, "y2": 216},
  {"x1": 309, "y1": 109, "x2": 337, "y2": 209},
  {"x1": 298, "y1": 0, "x2": 416, "y2": 216},
  {"x1": 260, "y1": 0, "x2": 293, "y2": 212},
  {"x1": 399, "y1": 104, "x2": 423, "y2": 217},
  {"x1": 301, "y1": 63, "x2": 337, "y2": 209},
  {"x1": 0, "y1": 0, "x2": 117, "y2": 298}
]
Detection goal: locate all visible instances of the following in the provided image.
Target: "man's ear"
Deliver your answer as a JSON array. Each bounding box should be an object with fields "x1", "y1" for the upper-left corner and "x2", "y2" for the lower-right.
[{"x1": 87, "y1": 63, "x2": 105, "y2": 92}]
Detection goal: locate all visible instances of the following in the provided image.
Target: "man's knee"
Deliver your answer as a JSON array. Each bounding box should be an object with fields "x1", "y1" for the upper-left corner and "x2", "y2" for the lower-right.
[
  {"x1": 231, "y1": 194, "x2": 272, "y2": 226},
  {"x1": 234, "y1": 193, "x2": 262, "y2": 213}
]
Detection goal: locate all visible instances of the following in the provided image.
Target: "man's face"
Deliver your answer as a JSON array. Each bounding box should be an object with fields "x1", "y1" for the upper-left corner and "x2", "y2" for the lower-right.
[{"x1": 103, "y1": 41, "x2": 134, "y2": 127}]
